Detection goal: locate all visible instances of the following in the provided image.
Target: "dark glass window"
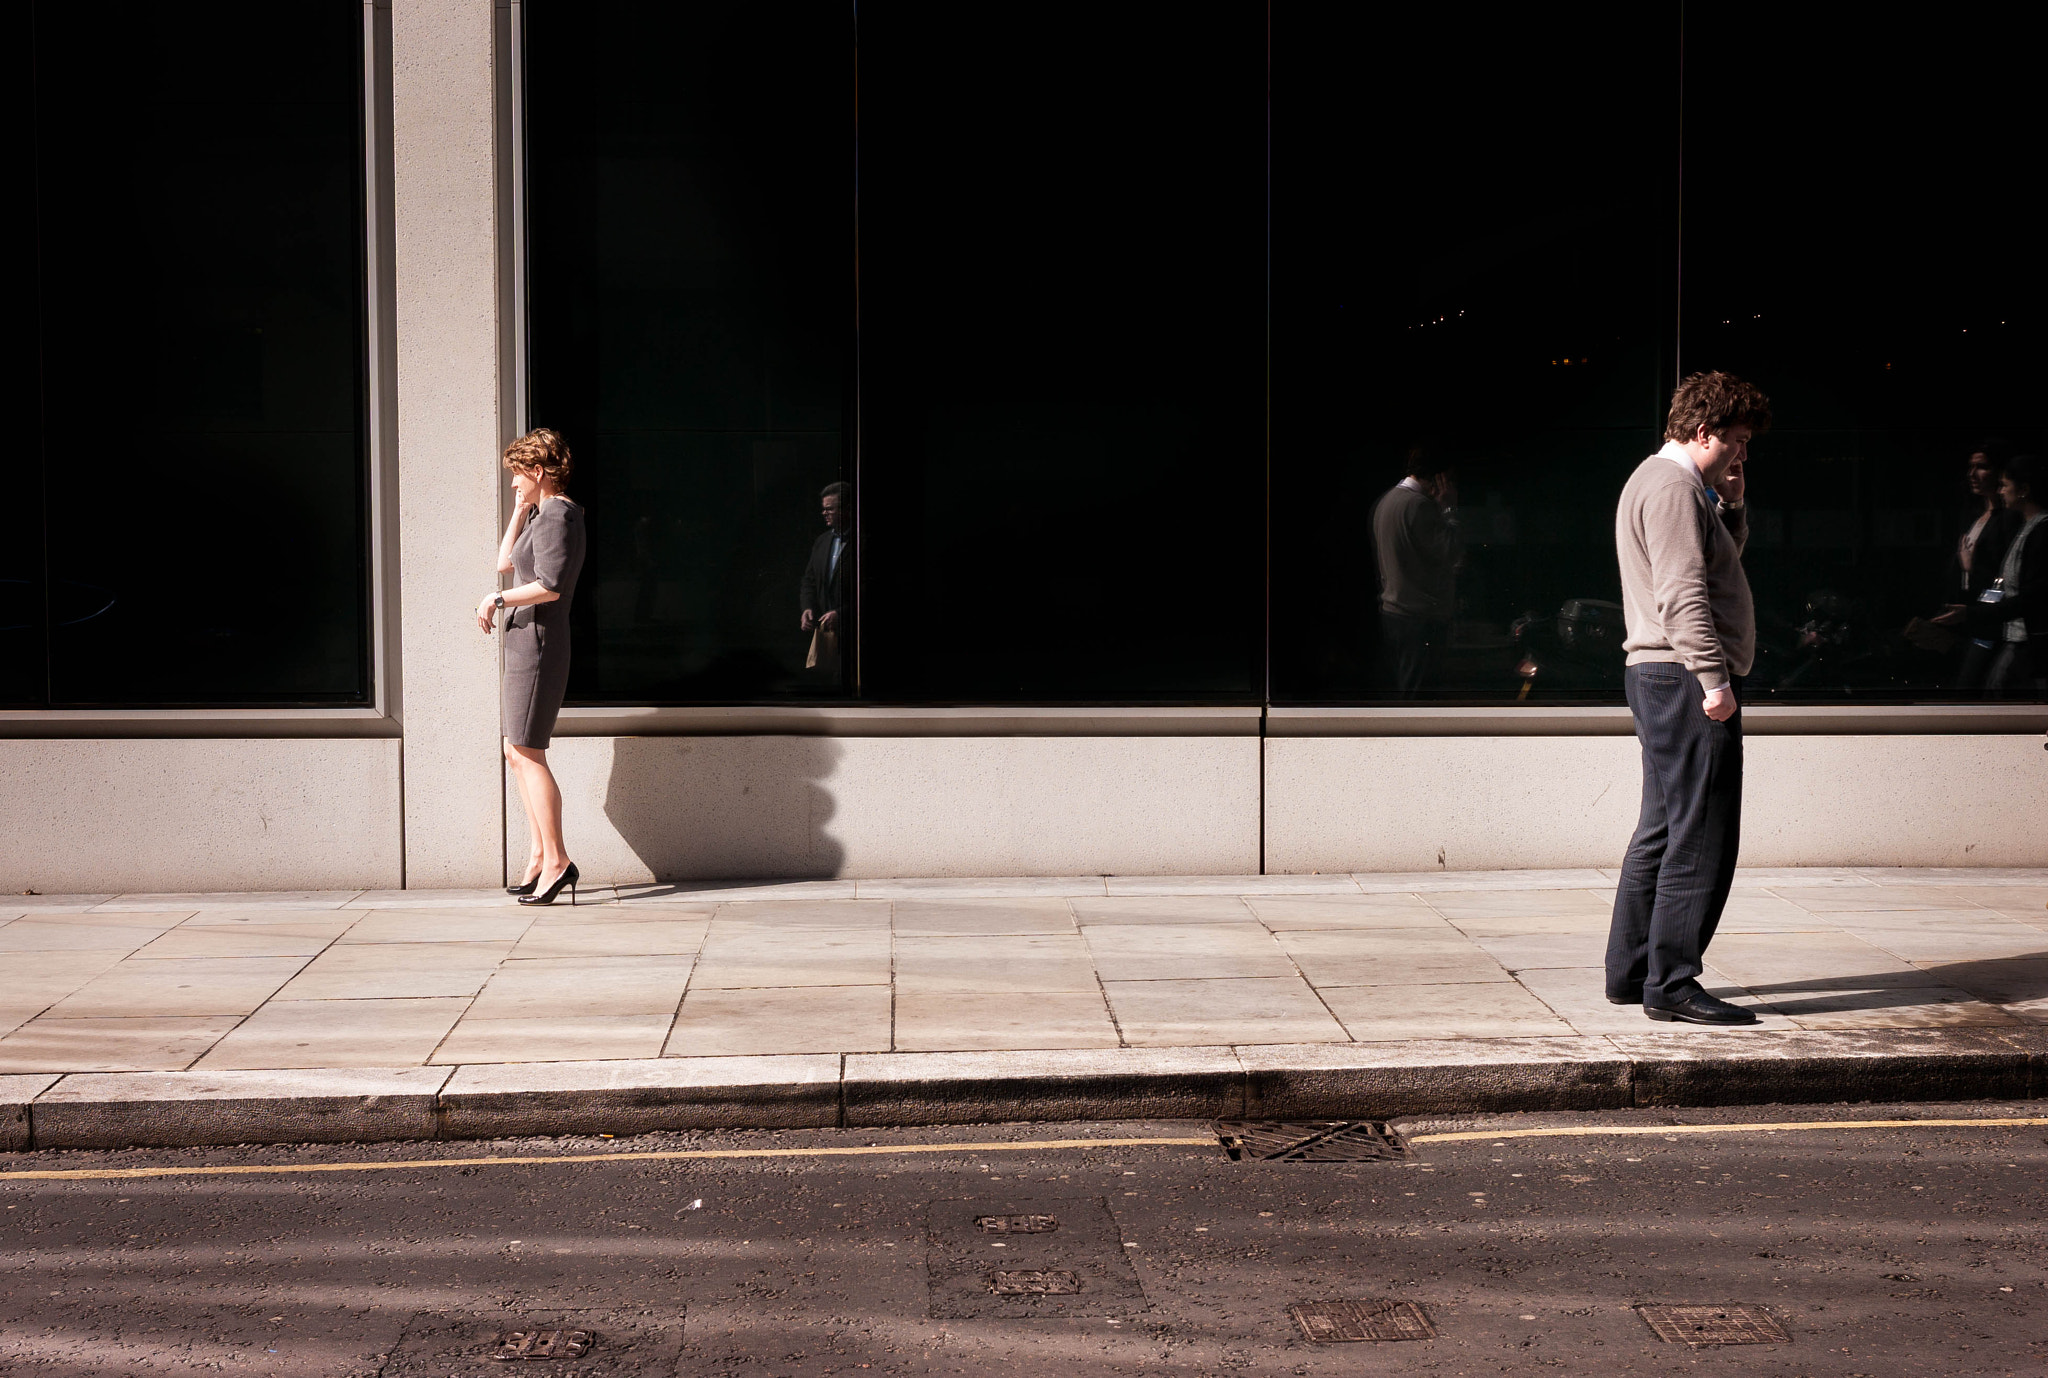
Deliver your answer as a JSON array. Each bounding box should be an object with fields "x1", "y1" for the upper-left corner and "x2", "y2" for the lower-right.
[
  {"x1": 856, "y1": 6, "x2": 1267, "y2": 702},
  {"x1": 527, "y1": 2, "x2": 855, "y2": 703},
  {"x1": 1681, "y1": 4, "x2": 2046, "y2": 702},
  {"x1": 1272, "y1": 7, "x2": 1679, "y2": 704},
  {"x1": 16, "y1": 3, "x2": 371, "y2": 707}
]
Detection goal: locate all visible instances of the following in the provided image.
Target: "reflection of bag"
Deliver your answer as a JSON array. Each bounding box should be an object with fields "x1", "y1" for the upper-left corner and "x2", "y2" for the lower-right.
[
  {"x1": 1902, "y1": 616, "x2": 1959, "y2": 655},
  {"x1": 806, "y1": 620, "x2": 838, "y2": 669}
]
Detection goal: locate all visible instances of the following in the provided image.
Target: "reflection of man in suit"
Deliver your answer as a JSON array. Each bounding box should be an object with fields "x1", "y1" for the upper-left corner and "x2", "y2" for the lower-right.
[
  {"x1": 799, "y1": 481, "x2": 851, "y2": 682},
  {"x1": 1372, "y1": 450, "x2": 1463, "y2": 696}
]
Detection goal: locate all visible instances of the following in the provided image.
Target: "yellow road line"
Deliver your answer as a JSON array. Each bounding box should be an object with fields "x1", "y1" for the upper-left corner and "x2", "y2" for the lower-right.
[
  {"x1": 1409, "y1": 1117, "x2": 2048, "y2": 1144},
  {"x1": 0, "y1": 1136, "x2": 1216, "y2": 1183}
]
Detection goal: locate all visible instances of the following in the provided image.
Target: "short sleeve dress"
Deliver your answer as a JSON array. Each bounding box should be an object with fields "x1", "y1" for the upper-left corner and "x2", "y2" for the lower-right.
[{"x1": 502, "y1": 497, "x2": 587, "y2": 749}]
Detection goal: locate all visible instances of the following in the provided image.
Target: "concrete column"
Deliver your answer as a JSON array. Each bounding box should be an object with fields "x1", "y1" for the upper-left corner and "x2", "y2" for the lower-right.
[{"x1": 391, "y1": 0, "x2": 503, "y2": 885}]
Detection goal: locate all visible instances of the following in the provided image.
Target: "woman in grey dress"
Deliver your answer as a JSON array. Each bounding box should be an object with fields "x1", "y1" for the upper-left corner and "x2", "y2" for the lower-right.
[{"x1": 476, "y1": 428, "x2": 588, "y2": 905}]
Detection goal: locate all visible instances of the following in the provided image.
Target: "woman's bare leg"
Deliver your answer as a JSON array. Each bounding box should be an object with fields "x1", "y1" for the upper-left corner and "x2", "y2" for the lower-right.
[
  {"x1": 507, "y1": 743, "x2": 568, "y2": 879},
  {"x1": 503, "y1": 738, "x2": 545, "y2": 884}
]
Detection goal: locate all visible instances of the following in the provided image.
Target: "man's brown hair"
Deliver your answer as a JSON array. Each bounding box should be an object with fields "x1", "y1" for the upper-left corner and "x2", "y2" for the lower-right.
[{"x1": 1663, "y1": 371, "x2": 1772, "y2": 443}]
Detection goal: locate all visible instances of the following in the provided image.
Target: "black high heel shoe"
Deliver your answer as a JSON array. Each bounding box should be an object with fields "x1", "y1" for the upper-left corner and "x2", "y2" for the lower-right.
[
  {"x1": 518, "y1": 861, "x2": 579, "y2": 907},
  {"x1": 507, "y1": 862, "x2": 544, "y2": 896}
]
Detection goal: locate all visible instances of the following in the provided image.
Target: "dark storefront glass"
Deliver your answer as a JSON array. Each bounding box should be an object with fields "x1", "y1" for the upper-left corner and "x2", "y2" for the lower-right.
[
  {"x1": 16, "y1": 3, "x2": 370, "y2": 707},
  {"x1": 1680, "y1": 4, "x2": 2046, "y2": 702},
  {"x1": 1271, "y1": 6, "x2": 1679, "y2": 705},
  {"x1": 856, "y1": 6, "x2": 1267, "y2": 702},
  {"x1": 527, "y1": 2, "x2": 855, "y2": 703}
]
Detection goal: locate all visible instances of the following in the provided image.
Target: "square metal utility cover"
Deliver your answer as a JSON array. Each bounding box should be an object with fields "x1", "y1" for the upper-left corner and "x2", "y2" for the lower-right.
[
  {"x1": 991, "y1": 1269, "x2": 1081, "y2": 1295},
  {"x1": 927, "y1": 1196, "x2": 1145, "y2": 1320},
  {"x1": 1290, "y1": 1300, "x2": 1436, "y2": 1343},
  {"x1": 1218, "y1": 1119, "x2": 1408, "y2": 1162},
  {"x1": 976, "y1": 1213, "x2": 1059, "y2": 1234},
  {"x1": 381, "y1": 1309, "x2": 682, "y2": 1374},
  {"x1": 1636, "y1": 1304, "x2": 1791, "y2": 1346}
]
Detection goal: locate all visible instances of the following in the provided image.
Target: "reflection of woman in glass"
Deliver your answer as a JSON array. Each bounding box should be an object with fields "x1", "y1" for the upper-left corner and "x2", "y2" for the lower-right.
[
  {"x1": 1937, "y1": 453, "x2": 2046, "y2": 701},
  {"x1": 1949, "y1": 441, "x2": 2019, "y2": 690},
  {"x1": 477, "y1": 429, "x2": 589, "y2": 904}
]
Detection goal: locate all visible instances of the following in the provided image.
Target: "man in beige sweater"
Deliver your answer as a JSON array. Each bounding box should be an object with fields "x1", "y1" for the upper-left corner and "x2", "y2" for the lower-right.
[{"x1": 1606, "y1": 371, "x2": 1771, "y2": 1026}]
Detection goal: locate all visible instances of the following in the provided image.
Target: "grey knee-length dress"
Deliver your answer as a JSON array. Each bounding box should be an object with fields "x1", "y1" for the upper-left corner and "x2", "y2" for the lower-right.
[{"x1": 502, "y1": 497, "x2": 587, "y2": 749}]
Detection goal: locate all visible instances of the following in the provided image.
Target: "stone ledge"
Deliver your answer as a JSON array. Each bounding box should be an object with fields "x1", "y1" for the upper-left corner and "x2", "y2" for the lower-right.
[
  {"x1": 31, "y1": 1068, "x2": 451, "y2": 1149},
  {"x1": 8, "y1": 1030, "x2": 2045, "y2": 1151},
  {"x1": 438, "y1": 1055, "x2": 842, "y2": 1137},
  {"x1": 842, "y1": 1047, "x2": 1248, "y2": 1126}
]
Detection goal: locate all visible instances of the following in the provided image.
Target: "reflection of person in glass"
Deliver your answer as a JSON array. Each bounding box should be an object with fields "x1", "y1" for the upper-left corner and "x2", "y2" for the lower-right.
[
  {"x1": 1371, "y1": 449, "x2": 1462, "y2": 696},
  {"x1": 1607, "y1": 371, "x2": 1769, "y2": 1026},
  {"x1": 1935, "y1": 453, "x2": 2047, "y2": 701},
  {"x1": 800, "y1": 481, "x2": 851, "y2": 680},
  {"x1": 1945, "y1": 440, "x2": 2021, "y2": 691},
  {"x1": 478, "y1": 428, "x2": 588, "y2": 906}
]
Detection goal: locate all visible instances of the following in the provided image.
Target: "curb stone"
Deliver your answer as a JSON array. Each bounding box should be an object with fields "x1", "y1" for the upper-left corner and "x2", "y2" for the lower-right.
[{"x1": 8, "y1": 1028, "x2": 2047, "y2": 1151}]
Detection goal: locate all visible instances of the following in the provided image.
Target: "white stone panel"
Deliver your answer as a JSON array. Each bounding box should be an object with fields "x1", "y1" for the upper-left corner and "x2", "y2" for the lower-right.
[
  {"x1": 1266, "y1": 734, "x2": 2048, "y2": 874},
  {"x1": 507, "y1": 736, "x2": 1261, "y2": 881},
  {"x1": 0, "y1": 739, "x2": 402, "y2": 893}
]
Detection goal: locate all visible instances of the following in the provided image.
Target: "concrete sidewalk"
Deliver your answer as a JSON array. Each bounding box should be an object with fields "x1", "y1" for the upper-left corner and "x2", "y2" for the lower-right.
[{"x1": 3, "y1": 867, "x2": 2045, "y2": 1149}]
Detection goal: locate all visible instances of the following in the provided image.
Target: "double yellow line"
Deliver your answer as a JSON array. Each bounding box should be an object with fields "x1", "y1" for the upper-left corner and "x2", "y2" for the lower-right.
[{"x1": 3, "y1": 1117, "x2": 2041, "y2": 1183}]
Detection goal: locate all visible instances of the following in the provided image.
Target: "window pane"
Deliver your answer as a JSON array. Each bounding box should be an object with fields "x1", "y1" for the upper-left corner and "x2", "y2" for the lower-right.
[
  {"x1": 856, "y1": 7, "x2": 1266, "y2": 702},
  {"x1": 1272, "y1": 8, "x2": 1678, "y2": 704},
  {"x1": 3, "y1": 22, "x2": 42, "y2": 707},
  {"x1": 34, "y1": 3, "x2": 370, "y2": 706},
  {"x1": 1680, "y1": 5, "x2": 2046, "y2": 702},
  {"x1": 528, "y1": 2, "x2": 855, "y2": 703}
]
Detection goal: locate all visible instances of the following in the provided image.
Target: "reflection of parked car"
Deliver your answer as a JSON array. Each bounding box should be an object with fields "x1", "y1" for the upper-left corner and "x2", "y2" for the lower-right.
[
  {"x1": 1750, "y1": 589, "x2": 1911, "y2": 696},
  {"x1": 0, "y1": 578, "x2": 117, "y2": 631},
  {"x1": 1511, "y1": 597, "x2": 1626, "y2": 700}
]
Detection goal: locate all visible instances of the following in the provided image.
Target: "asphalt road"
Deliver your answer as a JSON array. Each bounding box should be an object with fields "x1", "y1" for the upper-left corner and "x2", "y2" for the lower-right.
[{"x1": 2, "y1": 1101, "x2": 2045, "y2": 1376}]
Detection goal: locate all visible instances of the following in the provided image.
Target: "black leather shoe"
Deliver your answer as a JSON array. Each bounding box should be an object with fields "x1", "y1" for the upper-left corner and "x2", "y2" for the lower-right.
[
  {"x1": 1644, "y1": 991, "x2": 1759, "y2": 1026},
  {"x1": 1606, "y1": 987, "x2": 1643, "y2": 1006}
]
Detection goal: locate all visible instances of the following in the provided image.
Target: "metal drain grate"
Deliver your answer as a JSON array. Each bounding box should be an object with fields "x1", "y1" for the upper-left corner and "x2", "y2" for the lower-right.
[
  {"x1": 1289, "y1": 1300, "x2": 1435, "y2": 1343},
  {"x1": 1635, "y1": 1305, "x2": 1790, "y2": 1346},
  {"x1": 976, "y1": 1213, "x2": 1058, "y2": 1234},
  {"x1": 990, "y1": 1269, "x2": 1080, "y2": 1295},
  {"x1": 490, "y1": 1327, "x2": 594, "y2": 1361},
  {"x1": 1217, "y1": 1119, "x2": 1408, "y2": 1162}
]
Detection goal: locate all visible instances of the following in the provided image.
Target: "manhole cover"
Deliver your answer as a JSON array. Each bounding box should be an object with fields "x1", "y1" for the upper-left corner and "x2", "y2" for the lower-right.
[
  {"x1": 991, "y1": 1269, "x2": 1081, "y2": 1295},
  {"x1": 1635, "y1": 1304, "x2": 1790, "y2": 1346},
  {"x1": 1217, "y1": 1119, "x2": 1407, "y2": 1162},
  {"x1": 492, "y1": 1327, "x2": 594, "y2": 1361},
  {"x1": 1289, "y1": 1300, "x2": 1435, "y2": 1342},
  {"x1": 976, "y1": 1213, "x2": 1059, "y2": 1234}
]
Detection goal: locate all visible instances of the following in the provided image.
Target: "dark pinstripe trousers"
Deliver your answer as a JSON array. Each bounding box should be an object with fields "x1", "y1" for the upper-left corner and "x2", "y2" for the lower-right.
[{"x1": 1606, "y1": 663, "x2": 1745, "y2": 1007}]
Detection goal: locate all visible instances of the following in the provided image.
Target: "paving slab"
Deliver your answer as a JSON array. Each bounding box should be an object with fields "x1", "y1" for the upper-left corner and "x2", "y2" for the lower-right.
[
  {"x1": 193, "y1": 997, "x2": 471, "y2": 1069},
  {"x1": 92, "y1": 891, "x2": 362, "y2": 912},
  {"x1": 1080, "y1": 922, "x2": 1293, "y2": 981},
  {"x1": 439, "y1": 1054, "x2": 840, "y2": 1137},
  {"x1": 688, "y1": 926, "x2": 890, "y2": 988},
  {"x1": 1104, "y1": 874, "x2": 1363, "y2": 895},
  {"x1": 1238, "y1": 1037, "x2": 1633, "y2": 1117},
  {"x1": 465, "y1": 954, "x2": 696, "y2": 1019},
  {"x1": 1100, "y1": 976, "x2": 1348, "y2": 1046},
  {"x1": 130, "y1": 923, "x2": 351, "y2": 959},
  {"x1": 344, "y1": 889, "x2": 523, "y2": 909},
  {"x1": 30, "y1": 1066, "x2": 451, "y2": 1147},
  {"x1": 1243, "y1": 893, "x2": 1449, "y2": 929},
  {"x1": 893, "y1": 934, "x2": 1099, "y2": 993},
  {"x1": 843, "y1": 1046, "x2": 1245, "y2": 1125},
  {"x1": 1354, "y1": 869, "x2": 1610, "y2": 893},
  {"x1": 1774, "y1": 884, "x2": 1995, "y2": 913},
  {"x1": 854, "y1": 877, "x2": 1106, "y2": 899},
  {"x1": 1318, "y1": 981, "x2": 1578, "y2": 1042},
  {"x1": 6, "y1": 893, "x2": 117, "y2": 913},
  {"x1": 614, "y1": 879, "x2": 859, "y2": 903},
  {"x1": 893, "y1": 990, "x2": 1121, "y2": 1052},
  {"x1": 0, "y1": 1073, "x2": 59, "y2": 1151},
  {"x1": 339, "y1": 910, "x2": 537, "y2": 944},
  {"x1": 275, "y1": 941, "x2": 513, "y2": 999},
  {"x1": 666, "y1": 985, "x2": 890, "y2": 1058},
  {"x1": 429, "y1": 1014, "x2": 676, "y2": 1065},
  {"x1": 1071, "y1": 896, "x2": 1256, "y2": 926},
  {"x1": 1274, "y1": 928, "x2": 1516, "y2": 986},
  {"x1": 507, "y1": 919, "x2": 708, "y2": 958},
  {"x1": 1754, "y1": 983, "x2": 2023, "y2": 1030},
  {"x1": 0, "y1": 918, "x2": 181, "y2": 952},
  {"x1": 0, "y1": 1016, "x2": 245, "y2": 1073},
  {"x1": 889, "y1": 899, "x2": 1080, "y2": 935},
  {"x1": 47, "y1": 955, "x2": 312, "y2": 1017}
]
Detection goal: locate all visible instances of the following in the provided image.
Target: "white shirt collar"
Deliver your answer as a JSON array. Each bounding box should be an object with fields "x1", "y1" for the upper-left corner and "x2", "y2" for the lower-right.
[
  {"x1": 1398, "y1": 475, "x2": 1426, "y2": 494},
  {"x1": 1659, "y1": 439, "x2": 1706, "y2": 487}
]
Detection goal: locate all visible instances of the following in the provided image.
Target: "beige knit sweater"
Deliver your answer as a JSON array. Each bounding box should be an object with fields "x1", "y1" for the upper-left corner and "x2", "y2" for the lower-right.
[{"x1": 1614, "y1": 443, "x2": 1755, "y2": 692}]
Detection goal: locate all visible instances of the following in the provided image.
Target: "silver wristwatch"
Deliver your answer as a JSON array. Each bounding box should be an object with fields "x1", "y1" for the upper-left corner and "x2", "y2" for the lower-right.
[{"x1": 492, "y1": 593, "x2": 506, "y2": 610}]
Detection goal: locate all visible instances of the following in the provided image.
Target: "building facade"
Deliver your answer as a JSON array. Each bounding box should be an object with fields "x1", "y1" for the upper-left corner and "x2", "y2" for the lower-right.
[{"x1": 5, "y1": 1, "x2": 2043, "y2": 894}]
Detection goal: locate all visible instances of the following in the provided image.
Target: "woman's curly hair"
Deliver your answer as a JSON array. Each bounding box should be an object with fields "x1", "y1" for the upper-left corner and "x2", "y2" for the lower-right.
[
  {"x1": 502, "y1": 427, "x2": 573, "y2": 490},
  {"x1": 1663, "y1": 371, "x2": 1773, "y2": 443}
]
